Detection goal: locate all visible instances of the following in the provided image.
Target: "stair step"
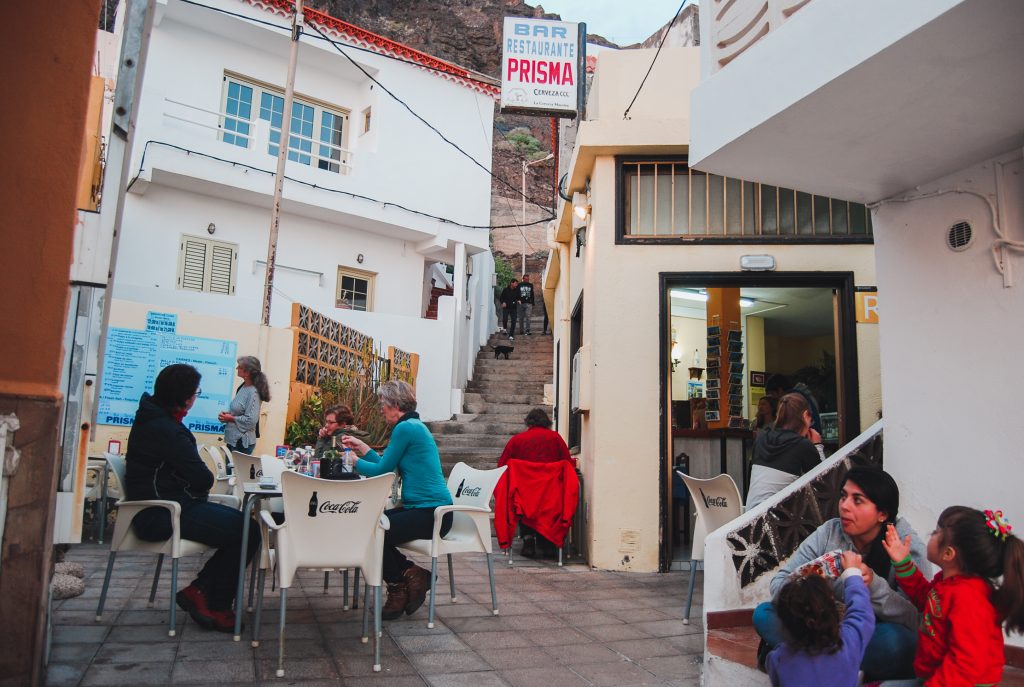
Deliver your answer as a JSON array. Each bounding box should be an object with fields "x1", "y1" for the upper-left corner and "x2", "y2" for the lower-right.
[{"x1": 434, "y1": 435, "x2": 510, "y2": 448}]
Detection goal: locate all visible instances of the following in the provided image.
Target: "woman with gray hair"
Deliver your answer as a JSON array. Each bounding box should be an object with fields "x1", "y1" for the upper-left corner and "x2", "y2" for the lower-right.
[
  {"x1": 342, "y1": 380, "x2": 452, "y2": 621},
  {"x1": 219, "y1": 355, "x2": 270, "y2": 454}
]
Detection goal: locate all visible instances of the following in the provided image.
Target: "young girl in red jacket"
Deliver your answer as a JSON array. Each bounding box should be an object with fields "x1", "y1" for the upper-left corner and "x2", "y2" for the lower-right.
[{"x1": 877, "y1": 507, "x2": 1024, "y2": 686}]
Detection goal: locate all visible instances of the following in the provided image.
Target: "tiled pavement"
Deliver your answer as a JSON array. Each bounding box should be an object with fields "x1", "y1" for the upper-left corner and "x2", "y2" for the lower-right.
[{"x1": 47, "y1": 544, "x2": 705, "y2": 686}]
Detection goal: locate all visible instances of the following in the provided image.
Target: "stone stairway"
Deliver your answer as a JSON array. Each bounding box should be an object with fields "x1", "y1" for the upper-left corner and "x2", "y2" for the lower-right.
[{"x1": 428, "y1": 313, "x2": 553, "y2": 474}]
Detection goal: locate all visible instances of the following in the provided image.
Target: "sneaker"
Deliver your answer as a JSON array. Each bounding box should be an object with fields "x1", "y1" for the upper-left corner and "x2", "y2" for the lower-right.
[
  {"x1": 205, "y1": 607, "x2": 241, "y2": 633},
  {"x1": 382, "y1": 581, "x2": 409, "y2": 621},
  {"x1": 520, "y1": 536, "x2": 538, "y2": 559},
  {"x1": 176, "y1": 584, "x2": 214, "y2": 630},
  {"x1": 403, "y1": 565, "x2": 433, "y2": 615},
  {"x1": 756, "y1": 638, "x2": 770, "y2": 673}
]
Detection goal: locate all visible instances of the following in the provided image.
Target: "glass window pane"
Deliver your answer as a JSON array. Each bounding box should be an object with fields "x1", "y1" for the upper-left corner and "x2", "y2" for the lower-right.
[
  {"x1": 726, "y1": 177, "x2": 742, "y2": 235},
  {"x1": 223, "y1": 82, "x2": 252, "y2": 148},
  {"x1": 814, "y1": 195, "x2": 831, "y2": 235},
  {"x1": 831, "y1": 200, "x2": 849, "y2": 234},
  {"x1": 708, "y1": 174, "x2": 724, "y2": 234},
  {"x1": 761, "y1": 185, "x2": 778, "y2": 235},
  {"x1": 261, "y1": 92, "x2": 284, "y2": 157},
  {"x1": 672, "y1": 165, "x2": 689, "y2": 235},
  {"x1": 637, "y1": 166, "x2": 655, "y2": 234},
  {"x1": 850, "y1": 203, "x2": 868, "y2": 234},
  {"x1": 691, "y1": 172, "x2": 707, "y2": 233},
  {"x1": 743, "y1": 181, "x2": 756, "y2": 235},
  {"x1": 796, "y1": 191, "x2": 814, "y2": 235},
  {"x1": 625, "y1": 166, "x2": 639, "y2": 235},
  {"x1": 288, "y1": 102, "x2": 313, "y2": 165},
  {"x1": 319, "y1": 111, "x2": 344, "y2": 172},
  {"x1": 655, "y1": 165, "x2": 673, "y2": 235},
  {"x1": 778, "y1": 187, "x2": 795, "y2": 235}
]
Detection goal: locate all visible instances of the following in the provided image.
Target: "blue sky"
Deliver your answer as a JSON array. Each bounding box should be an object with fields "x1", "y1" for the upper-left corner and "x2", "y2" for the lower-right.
[{"x1": 535, "y1": 0, "x2": 689, "y2": 46}]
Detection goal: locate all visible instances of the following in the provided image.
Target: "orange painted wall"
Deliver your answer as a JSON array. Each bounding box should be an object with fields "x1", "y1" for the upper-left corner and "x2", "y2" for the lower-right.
[{"x1": 0, "y1": 1, "x2": 99, "y2": 399}]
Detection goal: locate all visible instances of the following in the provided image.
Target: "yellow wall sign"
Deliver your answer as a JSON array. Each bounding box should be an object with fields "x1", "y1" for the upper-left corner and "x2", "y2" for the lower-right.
[{"x1": 856, "y1": 291, "x2": 879, "y2": 323}]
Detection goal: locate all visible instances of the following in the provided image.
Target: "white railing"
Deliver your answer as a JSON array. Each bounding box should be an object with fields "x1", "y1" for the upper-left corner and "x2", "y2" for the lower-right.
[
  {"x1": 162, "y1": 98, "x2": 354, "y2": 173},
  {"x1": 708, "y1": 0, "x2": 813, "y2": 72}
]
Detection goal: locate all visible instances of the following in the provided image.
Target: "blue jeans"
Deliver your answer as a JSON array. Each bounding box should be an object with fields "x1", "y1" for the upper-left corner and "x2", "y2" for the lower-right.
[
  {"x1": 382, "y1": 507, "x2": 453, "y2": 583},
  {"x1": 133, "y1": 499, "x2": 261, "y2": 610},
  {"x1": 230, "y1": 438, "x2": 253, "y2": 455},
  {"x1": 753, "y1": 601, "x2": 917, "y2": 681}
]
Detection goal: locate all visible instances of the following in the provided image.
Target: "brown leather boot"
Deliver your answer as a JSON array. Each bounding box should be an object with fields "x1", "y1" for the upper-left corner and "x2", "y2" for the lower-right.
[
  {"x1": 403, "y1": 564, "x2": 432, "y2": 615},
  {"x1": 381, "y1": 581, "x2": 409, "y2": 621}
]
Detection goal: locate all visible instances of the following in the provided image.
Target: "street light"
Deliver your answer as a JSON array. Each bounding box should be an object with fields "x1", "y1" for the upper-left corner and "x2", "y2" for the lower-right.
[{"x1": 521, "y1": 153, "x2": 555, "y2": 276}]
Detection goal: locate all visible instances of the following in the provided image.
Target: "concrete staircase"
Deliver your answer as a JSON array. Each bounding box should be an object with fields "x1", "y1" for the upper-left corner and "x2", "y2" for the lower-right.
[{"x1": 428, "y1": 313, "x2": 552, "y2": 474}]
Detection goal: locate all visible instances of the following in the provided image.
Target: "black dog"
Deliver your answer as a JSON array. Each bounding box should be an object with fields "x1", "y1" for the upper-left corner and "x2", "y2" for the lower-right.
[{"x1": 493, "y1": 345, "x2": 513, "y2": 360}]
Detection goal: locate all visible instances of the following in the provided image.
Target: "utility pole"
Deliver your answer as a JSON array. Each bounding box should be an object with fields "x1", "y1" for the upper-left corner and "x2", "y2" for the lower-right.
[
  {"x1": 261, "y1": 0, "x2": 304, "y2": 325},
  {"x1": 521, "y1": 153, "x2": 554, "y2": 276}
]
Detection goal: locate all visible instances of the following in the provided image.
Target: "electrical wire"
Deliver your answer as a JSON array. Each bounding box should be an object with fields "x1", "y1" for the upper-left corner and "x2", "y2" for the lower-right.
[
  {"x1": 177, "y1": 0, "x2": 497, "y2": 89},
  {"x1": 623, "y1": 0, "x2": 689, "y2": 120},
  {"x1": 128, "y1": 140, "x2": 554, "y2": 230},
  {"x1": 173, "y1": 0, "x2": 554, "y2": 213}
]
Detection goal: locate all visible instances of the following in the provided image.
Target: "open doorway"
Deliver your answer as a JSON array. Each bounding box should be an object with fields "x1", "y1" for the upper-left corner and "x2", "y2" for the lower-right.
[{"x1": 659, "y1": 272, "x2": 860, "y2": 571}]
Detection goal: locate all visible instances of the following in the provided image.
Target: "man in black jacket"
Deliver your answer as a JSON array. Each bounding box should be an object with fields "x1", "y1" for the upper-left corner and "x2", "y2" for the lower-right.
[
  {"x1": 126, "y1": 363, "x2": 260, "y2": 632},
  {"x1": 499, "y1": 278, "x2": 519, "y2": 338}
]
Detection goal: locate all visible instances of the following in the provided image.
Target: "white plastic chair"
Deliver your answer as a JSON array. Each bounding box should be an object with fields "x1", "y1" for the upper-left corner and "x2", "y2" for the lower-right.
[
  {"x1": 95, "y1": 453, "x2": 237, "y2": 636},
  {"x1": 399, "y1": 462, "x2": 507, "y2": 628},
  {"x1": 256, "y1": 471, "x2": 395, "y2": 676},
  {"x1": 200, "y1": 445, "x2": 232, "y2": 495},
  {"x1": 678, "y1": 472, "x2": 743, "y2": 624}
]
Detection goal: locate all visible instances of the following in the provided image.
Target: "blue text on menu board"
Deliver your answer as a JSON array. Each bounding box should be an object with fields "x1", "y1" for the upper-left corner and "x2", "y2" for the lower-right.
[{"x1": 98, "y1": 327, "x2": 237, "y2": 434}]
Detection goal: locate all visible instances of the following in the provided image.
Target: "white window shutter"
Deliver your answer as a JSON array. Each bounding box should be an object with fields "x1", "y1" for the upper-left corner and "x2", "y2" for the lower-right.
[
  {"x1": 208, "y1": 243, "x2": 235, "y2": 295},
  {"x1": 179, "y1": 239, "x2": 208, "y2": 291}
]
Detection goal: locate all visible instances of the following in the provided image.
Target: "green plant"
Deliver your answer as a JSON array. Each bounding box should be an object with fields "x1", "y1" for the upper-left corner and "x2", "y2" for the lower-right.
[
  {"x1": 493, "y1": 253, "x2": 516, "y2": 290},
  {"x1": 506, "y1": 126, "x2": 542, "y2": 158},
  {"x1": 284, "y1": 366, "x2": 395, "y2": 449}
]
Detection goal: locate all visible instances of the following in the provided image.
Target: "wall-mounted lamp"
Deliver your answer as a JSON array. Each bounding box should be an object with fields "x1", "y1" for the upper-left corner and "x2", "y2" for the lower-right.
[
  {"x1": 207, "y1": 222, "x2": 216, "y2": 235},
  {"x1": 575, "y1": 225, "x2": 587, "y2": 256},
  {"x1": 572, "y1": 192, "x2": 591, "y2": 221},
  {"x1": 356, "y1": 253, "x2": 365, "y2": 264}
]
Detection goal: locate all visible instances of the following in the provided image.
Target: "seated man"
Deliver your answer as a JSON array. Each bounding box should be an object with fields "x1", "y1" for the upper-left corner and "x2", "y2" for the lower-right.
[{"x1": 498, "y1": 408, "x2": 575, "y2": 558}]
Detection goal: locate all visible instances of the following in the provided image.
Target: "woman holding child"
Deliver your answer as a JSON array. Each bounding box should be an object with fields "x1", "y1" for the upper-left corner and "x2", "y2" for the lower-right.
[{"x1": 754, "y1": 465, "x2": 927, "y2": 682}]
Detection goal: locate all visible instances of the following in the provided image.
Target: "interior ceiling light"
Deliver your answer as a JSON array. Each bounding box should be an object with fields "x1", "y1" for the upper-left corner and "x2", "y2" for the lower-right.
[{"x1": 670, "y1": 290, "x2": 756, "y2": 307}]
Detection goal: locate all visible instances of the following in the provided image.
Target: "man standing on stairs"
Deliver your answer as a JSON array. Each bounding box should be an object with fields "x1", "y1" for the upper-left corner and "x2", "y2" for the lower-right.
[
  {"x1": 517, "y1": 274, "x2": 535, "y2": 335},
  {"x1": 499, "y1": 278, "x2": 519, "y2": 338}
]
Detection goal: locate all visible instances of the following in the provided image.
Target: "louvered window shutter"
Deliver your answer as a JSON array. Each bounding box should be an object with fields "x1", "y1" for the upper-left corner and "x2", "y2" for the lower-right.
[
  {"x1": 179, "y1": 239, "x2": 208, "y2": 291},
  {"x1": 208, "y1": 244, "x2": 236, "y2": 295},
  {"x1": 177, "y1": 235, "x2": 237, "y2": 295}
]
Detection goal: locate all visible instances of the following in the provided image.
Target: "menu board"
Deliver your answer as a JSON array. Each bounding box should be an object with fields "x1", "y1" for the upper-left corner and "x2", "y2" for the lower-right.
[{"x1": 97, "y1": 325, "x2": 237, "y2": 434}]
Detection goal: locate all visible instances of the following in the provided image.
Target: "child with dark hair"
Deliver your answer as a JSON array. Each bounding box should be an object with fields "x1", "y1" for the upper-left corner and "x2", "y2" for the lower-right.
[
  {"x1": 878, "y1": 506, "x2": 1024, "y2": 686},
  {"x1": 768, "y1": 551, "x2": 876, "y2": 687}
]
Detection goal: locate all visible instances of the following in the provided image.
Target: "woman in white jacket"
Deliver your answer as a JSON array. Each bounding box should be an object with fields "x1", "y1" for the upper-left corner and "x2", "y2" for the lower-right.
[{"x1": 752, "y1": 465, "x2": 927, "y2": 682}]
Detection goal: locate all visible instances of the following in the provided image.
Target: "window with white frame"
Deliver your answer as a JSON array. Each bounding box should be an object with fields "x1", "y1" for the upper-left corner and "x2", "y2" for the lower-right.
[
  {"x1": 220, "y1": 74, "x2": 351, "y2": 173},
  {"x1": 336, "y1": 267, "x2": 375, "y2": 311},
  {"x1": 177, "y1": 235, "x2": 238, "y2": 295}
]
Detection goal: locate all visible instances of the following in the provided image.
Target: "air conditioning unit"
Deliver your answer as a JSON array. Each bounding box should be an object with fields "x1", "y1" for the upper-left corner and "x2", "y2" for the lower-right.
[{"x1": 570, "y1": 345, "x2": 591, "y2": 414}]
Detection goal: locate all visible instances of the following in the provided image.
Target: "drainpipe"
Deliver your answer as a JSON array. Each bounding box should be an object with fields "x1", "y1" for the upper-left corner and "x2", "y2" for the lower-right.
[{"x1": 0, "y1": 414, "x2": 22, "y2": 568}]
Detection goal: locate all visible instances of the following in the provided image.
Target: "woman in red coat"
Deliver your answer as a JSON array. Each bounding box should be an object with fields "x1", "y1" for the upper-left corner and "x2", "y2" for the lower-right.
[{"x1": 498, "y1": 408, "x2": 574, "y2": 557}]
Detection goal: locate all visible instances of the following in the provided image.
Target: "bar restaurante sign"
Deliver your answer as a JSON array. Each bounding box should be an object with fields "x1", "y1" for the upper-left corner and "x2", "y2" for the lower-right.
[{"x1": 500, "y1": 17, "x2": 582, "y2": 117}]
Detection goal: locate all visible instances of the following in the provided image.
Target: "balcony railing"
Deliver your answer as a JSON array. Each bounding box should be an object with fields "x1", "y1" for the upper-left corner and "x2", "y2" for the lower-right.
[
  {"x1": 709, "y1": 0, "x2": 813, "y2": 72},
  {"x1": 163, "y1": 97, "x2": 354, "y2": 174}
]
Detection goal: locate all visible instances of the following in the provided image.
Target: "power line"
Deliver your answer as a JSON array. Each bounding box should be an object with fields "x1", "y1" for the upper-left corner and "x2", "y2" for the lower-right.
[
  {"x1": 128, "y1": 140, "x2": 554, "y2": 230},
  {"x1": 623, "y1": 0, "x2": 689, "y2": 120},
  {"x1": 175, "y1": 0, "x2": 555, "y2": 214}
]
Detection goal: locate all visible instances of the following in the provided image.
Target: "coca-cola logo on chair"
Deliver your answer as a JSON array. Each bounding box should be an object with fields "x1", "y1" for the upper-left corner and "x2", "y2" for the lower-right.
[
  {"x1": 699, "y1": 488, "x2": 728, "y2": 508},
  {"x1": 455, "y1": 479, "x2": 481, "y2": 498},
  {"x1": 306, "y1": 491, "x2": 361, "y2": 517}
]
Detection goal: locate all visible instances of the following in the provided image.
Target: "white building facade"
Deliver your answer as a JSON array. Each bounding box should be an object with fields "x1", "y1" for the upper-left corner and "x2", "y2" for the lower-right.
[
  {"x1": 691, "y1": 0, "x2": 1024, "y2": 665},
  {"x1": 107, "y1": 0, "x2": 500, "y2": 420}
]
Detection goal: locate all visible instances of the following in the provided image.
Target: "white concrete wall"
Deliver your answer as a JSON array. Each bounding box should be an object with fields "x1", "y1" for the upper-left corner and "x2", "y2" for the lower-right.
[{"x1": 873, "y1": 152, "x2": 1024, "y2": 648}]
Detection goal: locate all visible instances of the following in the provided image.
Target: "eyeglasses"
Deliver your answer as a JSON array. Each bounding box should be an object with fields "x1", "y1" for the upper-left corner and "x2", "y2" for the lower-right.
[{"x1": 193, "y1": 388, "x2": 202, "y2": 397}]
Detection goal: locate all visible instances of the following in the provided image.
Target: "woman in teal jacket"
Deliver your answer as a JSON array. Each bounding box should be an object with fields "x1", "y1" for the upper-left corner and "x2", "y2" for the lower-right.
[{"x1": 342, "y1": 380, "x2": 452, "y2": 621}]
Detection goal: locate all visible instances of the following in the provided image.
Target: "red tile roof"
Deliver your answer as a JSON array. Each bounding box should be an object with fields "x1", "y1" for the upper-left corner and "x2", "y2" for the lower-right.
[{"x1": 245, "y1": 0, "x2": 500, "y2": 98}]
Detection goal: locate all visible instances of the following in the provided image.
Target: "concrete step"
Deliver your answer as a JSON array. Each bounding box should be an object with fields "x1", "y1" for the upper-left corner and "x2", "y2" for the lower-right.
[
  {"x1": 471, "y1": 371, "x2": 552, "y2": 382},
  {"x1": 465, "y1": 382, "x2": 546, "y2": 395},
  {"x1": 427, "y1": 421, "x2": 526, "y2": 435},
  {"x1": 463, "y1": 391, "x2": 546, "y2": 405},
  {"x1": 474, "y1": 359, "x2": 551, "y2": 370},
  {"x1": 433, "y1": 434, "x2": 510, "y2": 448}
]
